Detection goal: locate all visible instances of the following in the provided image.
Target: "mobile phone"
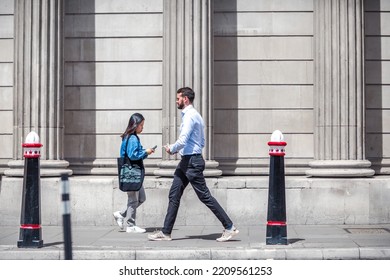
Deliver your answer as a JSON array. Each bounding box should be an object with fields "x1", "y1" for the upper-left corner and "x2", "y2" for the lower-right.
[{"x1": 152, "y1": 145, "x2": 157, "y2": 150}]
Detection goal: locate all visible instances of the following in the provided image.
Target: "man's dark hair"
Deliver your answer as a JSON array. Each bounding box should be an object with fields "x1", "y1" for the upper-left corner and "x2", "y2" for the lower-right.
[{"x1": 177, "y1": 87, "x2": 195, "y2": 103}]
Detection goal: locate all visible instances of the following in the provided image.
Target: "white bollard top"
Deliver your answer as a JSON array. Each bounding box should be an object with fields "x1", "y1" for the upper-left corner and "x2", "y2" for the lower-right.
[
  {"x1": 270, "y1": 130, "x2": 284, "y2": 142},
  {"x1": 25, "y1": 131, "x2": 40, "y2": 144}
]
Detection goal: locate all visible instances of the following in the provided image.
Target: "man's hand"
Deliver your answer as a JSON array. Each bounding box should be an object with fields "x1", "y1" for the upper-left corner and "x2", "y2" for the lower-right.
[{"x1": 164, "y1": 144, "x2": 173, "y2": 155}]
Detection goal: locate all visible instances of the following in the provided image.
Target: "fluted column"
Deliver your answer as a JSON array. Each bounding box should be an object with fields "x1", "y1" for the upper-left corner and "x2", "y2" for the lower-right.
[
  {"x1": 306, "y1": 0, "x2": 374, "y2": 177},
  {"x1": 5, "y1": 0, "x2": 71, "y2": 177},
  {"x1": 155, "y1": 0, "x2": 221, "y2": 177}
]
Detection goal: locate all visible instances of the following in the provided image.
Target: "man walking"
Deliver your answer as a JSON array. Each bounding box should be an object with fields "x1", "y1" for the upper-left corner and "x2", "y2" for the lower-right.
[{"x1": 148, "y1": 87, "x2": 239, "y2": 242}]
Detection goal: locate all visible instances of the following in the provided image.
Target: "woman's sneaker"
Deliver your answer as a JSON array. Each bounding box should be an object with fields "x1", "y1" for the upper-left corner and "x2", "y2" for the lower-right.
[
  {"x1": 148, "y1": 230, "x2": 172, "y2": 241},
  {"x1": 113, "y1": 211, "x2": 124, "y2": 231},
  {"x1": 216, "y1": 226, "x2": 239, "y2": 242},
  {"x1": 126, "y1": 226, "x2": 146, "y2": 233}
]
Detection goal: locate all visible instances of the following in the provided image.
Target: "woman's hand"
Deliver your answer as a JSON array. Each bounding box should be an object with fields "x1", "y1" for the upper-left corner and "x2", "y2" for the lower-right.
[{"x1": 146, "y1": 148, "x2": 155, "y2": 155}]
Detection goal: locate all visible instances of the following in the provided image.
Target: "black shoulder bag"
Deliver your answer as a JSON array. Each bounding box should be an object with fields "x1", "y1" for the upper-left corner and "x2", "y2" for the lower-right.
[{"x1": 117, "y1": 136, "x2": 145, "y2": 192}]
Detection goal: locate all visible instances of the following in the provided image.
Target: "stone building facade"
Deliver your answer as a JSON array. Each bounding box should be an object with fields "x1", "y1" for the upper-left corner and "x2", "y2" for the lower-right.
[
  {"x1": 0, "y1": 0, "x2": 389, "y2": 226},
  {"x1": 1, "y1": 0, "x2": 387, "y2": 178}
]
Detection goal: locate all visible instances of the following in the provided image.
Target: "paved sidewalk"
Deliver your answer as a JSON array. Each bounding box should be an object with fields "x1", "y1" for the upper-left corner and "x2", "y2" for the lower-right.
[{"x1": 1, "y1": 224, "x2": 390, "y2": 260}]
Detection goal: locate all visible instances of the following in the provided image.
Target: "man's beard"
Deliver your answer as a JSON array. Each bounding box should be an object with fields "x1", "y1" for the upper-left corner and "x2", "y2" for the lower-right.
[{"x1": 177, "y1": 102, "x2": 184, "y2": 109}]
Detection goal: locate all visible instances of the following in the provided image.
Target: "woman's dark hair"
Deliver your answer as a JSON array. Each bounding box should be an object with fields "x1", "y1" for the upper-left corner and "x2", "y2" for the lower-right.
[{"x1": 121, "y1": 113, "x2": 145, "y2": 139}]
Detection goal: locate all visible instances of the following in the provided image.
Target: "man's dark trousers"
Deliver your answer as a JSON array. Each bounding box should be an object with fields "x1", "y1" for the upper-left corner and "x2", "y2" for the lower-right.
[{"x1": 162, "y1": 154, "x2": 233, "y2": 234}]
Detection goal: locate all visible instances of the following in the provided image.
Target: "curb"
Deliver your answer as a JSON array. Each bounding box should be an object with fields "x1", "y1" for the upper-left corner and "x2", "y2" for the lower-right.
[{"x1": 1, "y1": 246, "x2": 390, "y2": 260}]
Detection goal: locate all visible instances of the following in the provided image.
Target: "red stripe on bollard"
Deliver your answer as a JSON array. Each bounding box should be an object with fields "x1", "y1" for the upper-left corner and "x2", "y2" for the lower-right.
[
  {"x1": 20, "y1": 224, "x2": 41, "y2": 229},
  {"x1": 22, "y1": 143, "x2": 43, "y2": 158},
  {"x1": 22, "y1": 143, "x2": 43, "y2": 147},
  {"x1": 268, "y1": 141, "x2": 287, "y2": 156},
  {"x1": 267, "y1": 221, "x2": 286, "y2": 226}
]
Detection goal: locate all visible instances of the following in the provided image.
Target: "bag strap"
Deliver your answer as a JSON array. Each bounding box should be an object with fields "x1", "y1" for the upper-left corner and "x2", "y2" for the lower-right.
[
  {"x1": 123, "y1": 136, "x2": 134, "y2": 167},
  {"x1": 123, "y1": 134, "x2": 143, "y2": 167},
  {"x1": 124, "y1": 136, "x2": 130, "y2": 158}
]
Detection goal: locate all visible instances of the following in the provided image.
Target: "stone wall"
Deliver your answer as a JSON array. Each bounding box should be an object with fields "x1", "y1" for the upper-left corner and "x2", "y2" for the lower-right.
[
  {"x1": 0, "y1": 0, "x2": 14, "y2": 174},
  {"x1": 365, "y1": 0, "x2": 390, "y2": 173},
  {"x1": 213, "y1": 0, "x2": 314, "y2": 175},
  {"x1": 63, "y1": 0, "x2": 163, "y2": 174},
  {"x1": 1, "y1": 176, "x2": 390, "y2": 226}
]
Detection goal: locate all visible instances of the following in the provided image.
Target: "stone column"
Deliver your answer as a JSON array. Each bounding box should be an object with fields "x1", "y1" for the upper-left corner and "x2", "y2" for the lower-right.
[
  {"x1": 154, "y1": 0, "x2": 221, "y2": 176},
  {"x1": 306, "y1": 0, "x2": 374, "y2": 177},
  {"x1": 5, "y1": 0, "x2": 71, "y2": 177}
]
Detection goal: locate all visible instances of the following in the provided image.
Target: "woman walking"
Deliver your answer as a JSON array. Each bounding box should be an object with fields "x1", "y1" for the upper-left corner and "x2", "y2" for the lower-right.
[{"x1": 113, "y1": 113, "x2": 155, "y2": 233}]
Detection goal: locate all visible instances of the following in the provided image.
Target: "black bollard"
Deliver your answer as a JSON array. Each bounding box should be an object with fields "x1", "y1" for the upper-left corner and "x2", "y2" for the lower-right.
[
  {"x1": 17, "y1": 132, "x2": 44, "y2": 248},
  {"x1": 266, "y1": 130, "x2": 287, "y2": 245},
  {"x1": 61, "y1": 174, "x2": 73, "y2": 260}
]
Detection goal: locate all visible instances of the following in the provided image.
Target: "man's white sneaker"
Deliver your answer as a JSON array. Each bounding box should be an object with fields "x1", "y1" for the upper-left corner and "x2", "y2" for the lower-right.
[
  {"x1": 126, "y1": 226, "x2": 146, "y2": 233},
  {"x1": 148, "y1": 230, "x2": 172, "y2": 241},
  {"x1": 216, "y1": 226, "x2": 239, "y2": 242},
  {"x1": 113, "y1": 211, "x2": 124, "y2": 230}
]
